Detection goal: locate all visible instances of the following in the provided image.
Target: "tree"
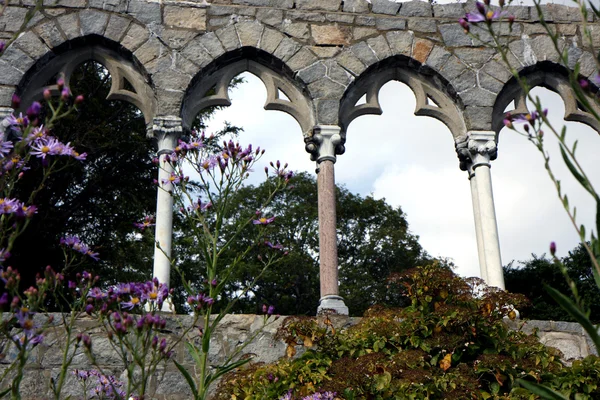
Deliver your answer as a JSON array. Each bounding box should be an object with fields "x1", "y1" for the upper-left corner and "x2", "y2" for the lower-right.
[
  {"x1": 504, "y1": 243, "x2": 600, "y2": 323},
  {"x1": 174, "y1": 172, "x2": 432, "y2": 316}
]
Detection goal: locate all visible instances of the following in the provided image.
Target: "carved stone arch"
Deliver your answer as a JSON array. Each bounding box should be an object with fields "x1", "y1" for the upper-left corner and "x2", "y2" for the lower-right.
[
  {"x1": 492, "y1": 62, "x2": 600, "y2": 133},
  {"x1": 340, "y1": 55, "x2": 467, "y2": 139},
  {"x1": 181, "y1": 48, "x2": 315, "y2": 135},
  {"x1": 15, "y1": 36, "x2": 157, "y2": 128}
]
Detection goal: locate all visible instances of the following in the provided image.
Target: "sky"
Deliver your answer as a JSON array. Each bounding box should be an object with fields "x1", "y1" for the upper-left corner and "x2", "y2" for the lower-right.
[
  {"x1": 202, "y1": 72, "x2": 599, "y2": 281},
  {"x1": 200, "y1": 0, "x2": 599, "y2": 280}
]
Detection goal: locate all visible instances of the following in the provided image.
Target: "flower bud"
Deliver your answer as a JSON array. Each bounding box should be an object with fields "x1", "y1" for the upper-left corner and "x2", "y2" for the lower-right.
[
  {"x1": 550, "y1": 241, "x2": 556, "y2": 256},
  {"x1": 11, "y1": 93, "x2": 21, "y2": 109},
  {"x1": 26, "y1": 102, "x2": 42, "y2": 119},
  {"x1": 75, "y1": 95, "x2": 84, "y2": 104},
  {"x1": 43, "y1": 89, "x2": 52, "y2": 100}
]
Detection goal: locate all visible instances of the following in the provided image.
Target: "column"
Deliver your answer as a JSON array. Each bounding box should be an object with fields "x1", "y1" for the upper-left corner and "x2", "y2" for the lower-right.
[
  {"x1": 0, "y1": 107, "x2": 14, "y2": 140},
  {"x1": 467, "y1": 131, "x2": 505, "y2": 289},
  {"x1": 152, "y1": 116, "x2": 181, "y2": 290},
  {"x1": 468, "y1": 164, "x2": 488, "y2": 282},
  {"x1": 305, "y1": 125, "x2": 349, "y2": 315}
]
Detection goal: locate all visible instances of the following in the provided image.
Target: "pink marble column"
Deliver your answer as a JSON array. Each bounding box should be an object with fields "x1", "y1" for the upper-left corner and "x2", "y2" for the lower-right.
[
  {"x1": 307, "y1": 125, "x2": 349, "y2": 315},
  {"x1": 318, "y1": 159, "x2": 339, "y2": 297}
]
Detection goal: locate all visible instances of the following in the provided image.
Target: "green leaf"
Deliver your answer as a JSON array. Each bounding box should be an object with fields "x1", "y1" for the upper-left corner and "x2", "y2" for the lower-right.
[
  {"x1": 580, "y1": 224, "x2": 586, "y2": 242},
  {"x1": 207, "y1": 357, "x2": 253, "y2": 386},
  {"x1": 517, "y1": 379, "x2": 569, "y2": 400},
  {"x1": 545, "y1": 286, "x2": 600, "y2": 350},
  {"x1": 173, "y1": 359, "x2": 199, "y2": 399},
  {"x1": 0, "y1": 388, "x2": 10, "y2": 399},
  {"x1": 559, "y1": 144, "x2": 591, "y2": 194},
  {"x1": 186, "y1": 342, "x2": 202, "y2": 365}
]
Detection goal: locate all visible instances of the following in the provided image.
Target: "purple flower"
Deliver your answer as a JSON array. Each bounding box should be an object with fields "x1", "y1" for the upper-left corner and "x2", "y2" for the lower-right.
[
  {"x1": 464, "y1": 2, "x2": 507, "y2": 23},
  {"x1": 0, "y1": 249, "x2": 11, "y2": 264},
  {"x1": 253, "y1": 216, "x2": 275, "y2": 225},
  {"x1": 60, "y1": 235, "x2": 100, "y2": 261},
  {"x1": 265, "y1": 241, "x2": 284, "y2": 250},
  {"x1": 26, "y1": 101, "x2": 42, "y2": 119},
  {"x1": 0, "y1": 139, "x2": 13, "y2": 158},
  {"x1": 267, "y1": 305, "x2": 275, "y2": 315},
  {"x1": 30, "y1": 136, "x2": 62, "y2": 159},
  {"x1": 0, "y1": 198, "x2": 21, "y2": 214},
  {"x1": 11, "y1": 94, "x2": 20, "y2": 109},
  {"x1": 550, "y1": 241, "x2": 557, "y2": 256},
  {"x1": 6, "y1": 113, "x2": 28, "y2": 128},
  {"x1": 133, "y1": 215, "x2": 155, "y2": 231}
]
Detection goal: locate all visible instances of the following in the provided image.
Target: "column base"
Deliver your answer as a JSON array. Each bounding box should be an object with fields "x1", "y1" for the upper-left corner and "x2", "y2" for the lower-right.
[{"x1": 317, "y1": 295, "x2": 349, "y2": 316}]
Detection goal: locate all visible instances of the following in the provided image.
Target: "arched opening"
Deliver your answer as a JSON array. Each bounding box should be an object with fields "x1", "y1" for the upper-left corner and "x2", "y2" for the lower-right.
[{"x1": 10, "y1": 55, "x2": 157, "y2": 287}]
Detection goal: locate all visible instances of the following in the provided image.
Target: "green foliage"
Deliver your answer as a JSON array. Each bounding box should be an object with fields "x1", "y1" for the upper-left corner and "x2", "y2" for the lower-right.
[
  {"x1": 177, "y1": 172, "x2": 431, "y2": 316},
  {"x1": 215, "y1": 263, "x2": 600, "y2": 400},
  {"x1": 504, "y1": 244, "x2": 600, "y2": 323}
]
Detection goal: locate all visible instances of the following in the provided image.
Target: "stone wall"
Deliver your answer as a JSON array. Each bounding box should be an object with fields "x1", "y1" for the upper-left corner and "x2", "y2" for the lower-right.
[
  {"x1": 0, "y1": 0, "x2": 598, "y2": 133},
  {"x1": 7, "y1": 314, "x2": 598, "y2": 399}
]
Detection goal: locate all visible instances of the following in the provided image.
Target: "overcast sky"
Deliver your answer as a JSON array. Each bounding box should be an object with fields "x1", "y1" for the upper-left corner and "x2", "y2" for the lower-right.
[{"x1": 201, "y1": 0, "x2": 598, "y2": 280}]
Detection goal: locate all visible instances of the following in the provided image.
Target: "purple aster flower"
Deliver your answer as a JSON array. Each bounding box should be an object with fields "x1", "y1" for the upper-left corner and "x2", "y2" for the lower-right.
[
  {"x1": 0, "y1": 139, "x2": 13, "y2": 158},
  {"x1": 253, "y1": 216, "x2": 275, "y2": 225},
  {"x1": 133, "y1": 215, "x2": 155, "y2": 231},
  {"x1": 265, "y1": 241, "x2": 284, "y2": 250},
  {"x1": 6, "y1": 113, "x2": 28, "y2": 128},
  {"x1": 199, "y1": 156, "x2": 218, "y2": 171},
  {"x1": 464, "y1": 2, "x2": 506, "y2": 23},
  {"x1": 121, "y1": 296, "x2": 141, "y2": 310},
  {"x1": 26, "y1": 101, "x2": 42, "y2": 120},
  {"x1": 30, "y1": 137, "x2": 62, "y2": 159},
  {"x1": 0, "y1": 198, "x2": 21, "y2": 214}
]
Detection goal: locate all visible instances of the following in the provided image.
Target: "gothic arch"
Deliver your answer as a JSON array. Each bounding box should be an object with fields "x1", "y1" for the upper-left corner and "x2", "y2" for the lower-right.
[
  {"x1": 180, "y1": 47, "x2": 315, "y2": 135},
  {"x1": 14, "y1": 36, "x2": 157, "y2": 128},
  {"x1": 492, "y1": 62, "x2": 600, "y2": 133},
  {"x1": 339, "y1": 55, "x2": 467, "y2": 139}
]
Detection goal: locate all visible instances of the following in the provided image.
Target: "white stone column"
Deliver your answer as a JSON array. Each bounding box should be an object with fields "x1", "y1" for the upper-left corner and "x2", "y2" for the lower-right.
[
  {"x1": 305, "y1": 125, "x2": 349, "y2": 315},
  {"x1": 468, "y1": 164, "x2": 488, "y2": 282},
  {"x1": 0, "y1": 107, "x2": 14, "y2": 140},
  {"x1": 152, "y1": 117, "x2": 181, "y2": 290},
  {"x1": 467, "y1": 131, "x2": 505, "y2": 289}
]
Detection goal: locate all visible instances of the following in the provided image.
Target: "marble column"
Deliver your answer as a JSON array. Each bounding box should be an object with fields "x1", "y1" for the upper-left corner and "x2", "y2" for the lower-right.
[
  {"x1": 152, "y1": 116, "x2": 181, "y2": 290},
  {"x1": 305, "y1": 125, "x2": 349, "y2": 315},
  {"x1": 466, "y1": 131, "x2": 505, "y2": 289},
  {"x1": 468, "y1": 164, "x2": 488, "y2": 282}
]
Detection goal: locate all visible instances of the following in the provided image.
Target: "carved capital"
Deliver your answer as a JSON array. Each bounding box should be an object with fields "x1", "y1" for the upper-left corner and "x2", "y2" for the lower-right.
[
  {"x1": 455, "y1": 131, "x2": 498, "y2": 172},
  {"x1": 305, "y1": 125, "x2": 345, "y2": 163},
  {"x1": 152, "y1": 116, "x2": 182, "y2": 155}
]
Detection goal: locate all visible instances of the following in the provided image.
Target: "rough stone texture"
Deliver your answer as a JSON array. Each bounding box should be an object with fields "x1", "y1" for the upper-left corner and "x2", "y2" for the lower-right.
[
  {"x1": 120, "y1": 23, "x2": 149, "y2": 52},
  {"x1": 371, "y1": 0, "x2": 400, "y2": 15},
  {"x1": 79, "y1": 9, "x2": 109, "y2": 36},
  {"x1": 12, "y1": 31, "x2": 50, "y2": 60},
  {"x1": 343, "y1": 0, "x2": 369, "y2": 14},
  {"x1": 0, "y1": 7, "x2": 29, "y2": 32},
  {"x1": 295, "y1": 0, "x2": 340, "y2": 12},
  {"x1": 34, "y1": 21, "x2": 65, "y2": 48},
  {"x1": 164, "y1": 6, "x2": 207, "y2": 30},
  {"x1": 104, "y1": 14, "x2": 131, "y2": 42},
  {"x1": 236, "y1": 21, "x2": 264, "y2": 47},
  {"x1": 398, "y1": 1, "x2": 432, "y2": 17},
  {"x1": 311, "y1": 24, "x2": 351, "y2": 45},
  {"x1": 376, "y1": 17, "x2": 406, "y2": 30},
  {"x1": 56, "y1": 12, "x2": 81, "y2": 40}
]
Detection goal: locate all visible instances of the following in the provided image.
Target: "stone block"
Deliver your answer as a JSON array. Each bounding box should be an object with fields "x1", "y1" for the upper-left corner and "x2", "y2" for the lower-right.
[
  {"x1": 412, "y1": 38, "x2": 433, "y2": 64},
  {"x1": 506, "y1": 5, "x2": 530, "y2": 20},
  {"x1": 454, "y1": 48, "x2": 496, "y2": 68},
  {"x1": 104, "y1": 14, "x2": 131, "y2": 42},
  {"x1": 287, "y1": 47, "x2": 318, "y2": 71},
  {"x1": 408, "y1": 18, "x2": 437, "y2": 33},
  {"x1": 152, "y1": 68, "x2": 190, "y2": 91},
  {"x1": 452, "y1": 69, "x2": 477, "y2": 92},
  {"x1": 578, "y1": 52, "x2": 596, "y2": 77},
  {"x1": 208, "y1": 16, "x2": 230, "y2": 27},
  {"x1": 372, "y1": 0, "x2": 400, "y2": 15},
  {"x1": 433, "y1": 3, "x2": 465, "y2": 19},
  {"x1": 310, "y1": 46, "x2": 341, "y2": 59},
  {"x1": 256, "y1": 8, "x2": 283, "y2": 26},
  {"x1": 367, "y1": 35, "x2": 391, "y2": 60},
  {"x1": 354, "y1": 27, "x2": 378, "y2": 41},
  {"x1": 297, "y1": 61, "x2": 327, "y2": 84},
  {"x1": 335, "y1": 49, "x2": 367, "y2": 76},
  {"x1": 531, "y1": 35, "x2": 562, "y2": 63},
  {"x1": 0, "y1": 85, "x2": 17, "y2": 107},
  {"x1": 232, "y1": 0, "x2": 293, "y2": 6},
  {"x1": 273, "y1": 36, "x2": 301, "y2": 62},
  {"x1": 350, "y1": 41, "x2": 378, "y2": 66},
  {"x1": 343, "y1": 0, "x2": 369, "y2": 13},
  {"x1": 439, "y1": 24, "x2": 472, "y2": 47},
  {"x1": 439, "y1": 55, "x2": 467, "y2": 81},
  {"x1": 316, "y1": 99, "x2": 339, "y2": 124},
  {"x1": 539, "y1": 332, "x2": 588, "y2": 361},
  {"x1": 57, "y1": 0, "x2": 86, "y2": 7},
  {"x1": 480, "y1": 59, "x2": 511, "y2": 84},
  {"x1": 464, "y1": 105, "x2": 492, "y2": 130},
  {"x1": 425, "y1": 45, "x2": 451, "y2": 71},
  {"x1": 386, "y1": 30, "x2": 413, "y2": 56},
  {"x1": 0, "y1": 7, "x2": 28, "y2": 32},
  {"x1": 164, "y1": 6, "x2": 207, "y2": 30},
  {"x1": 196, "y1": 31, "x2": 225, "y2": 58},
  {"x1": 236, "y1": 21, "x2": 264, "y2": 47},
  {"x1": 286, "y1": 11, "x2": 326, "y2": 22},
  {"x1": 326, "y1": 59, "x2": 353, "y2": 85},
  {"x1": 1, "y1": 45, "x2": 34, "y2": 73},
  {"x1": 134, "y1": 37, "x2": 165, "y2": 65},
  {"x1": 120, "y1": 23, "x2": 149, "y2": 52},
  {"x1": 215, "y1": 25, "x2": 240, "y2": 51},
  {"x1": 375, "y1": 17, "x2": 406, "y2": 30},
  {"x1": 79, "y1": 9, "x2": 108, "y2": 36},
  {"x1": 56, "y1": 12, "x2": 80, "y2": 40},
  {"x1": 259, "y1": 28, "x2": 285, "y2": 53},
  {"x1": 399, "y1": 1, "x2": 432, "y2": 17},
  {"x1": 13, "y1": 31, "x2": 50, "y2": 60},
  {"x1": 127, "y1": 0, "x2": 161, "y2": 24},
  {"x1": 311, "y1": 24, "x2": 351, "y2": 45},
  {"x1": 355, "y1": 15, "x2": 376, "y2": 26},
  {"x1": 90, "y1": 0, "x2": 127, "y2": 12},
  {"x1": 282, "y1": 21, "x2": 309, "y2": 40},
  {"x1": 325, "y1": 13, "x2": 354, "y2": 23},
  {"x1": 295, "y1": 0, "x2": 341, "y2": 12},
  {"x1": 181, "y1": 38, "x2": 215, "y2": 67},
  {"x1": 34, "y1": 21, "x2": 66, "y2": 48}
]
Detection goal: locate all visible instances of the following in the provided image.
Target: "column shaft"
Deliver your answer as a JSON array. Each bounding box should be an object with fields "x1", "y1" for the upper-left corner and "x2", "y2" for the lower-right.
[
  {"x1": 153, "y1": 156, "x2": 174, "y2": 287},
  {"x1": 474, "y1": 164, "x2": 505, "y2": 289},
  {"x1": 317, "y1": 160, "x2": 339, "y2": 297},
  {"x1": 469, "y1": 172, "x2": 488, "y2": 282}
]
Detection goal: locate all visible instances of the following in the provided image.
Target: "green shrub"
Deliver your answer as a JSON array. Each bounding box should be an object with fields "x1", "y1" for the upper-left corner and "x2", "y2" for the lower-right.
[{"x1": 215, "y1": 263, "x2": 599, "y2": 399}]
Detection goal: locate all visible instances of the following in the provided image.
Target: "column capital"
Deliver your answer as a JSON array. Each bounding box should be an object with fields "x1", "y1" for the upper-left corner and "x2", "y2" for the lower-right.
[
  {"x1": 455, "y1": 131, "x2": 498, "y2": 172},
  {"x1": 152, "y1": 116, "x2": 182, "y2": 155},
  {"x1": 305, "y1": 125, "x2": 345, "y2": 163}
]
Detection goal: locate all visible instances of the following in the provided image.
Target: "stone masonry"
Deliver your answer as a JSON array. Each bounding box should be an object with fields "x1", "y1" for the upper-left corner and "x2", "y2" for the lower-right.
[{"x1": 5, "y1": 314, "x2": 598, "y2": 399}]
